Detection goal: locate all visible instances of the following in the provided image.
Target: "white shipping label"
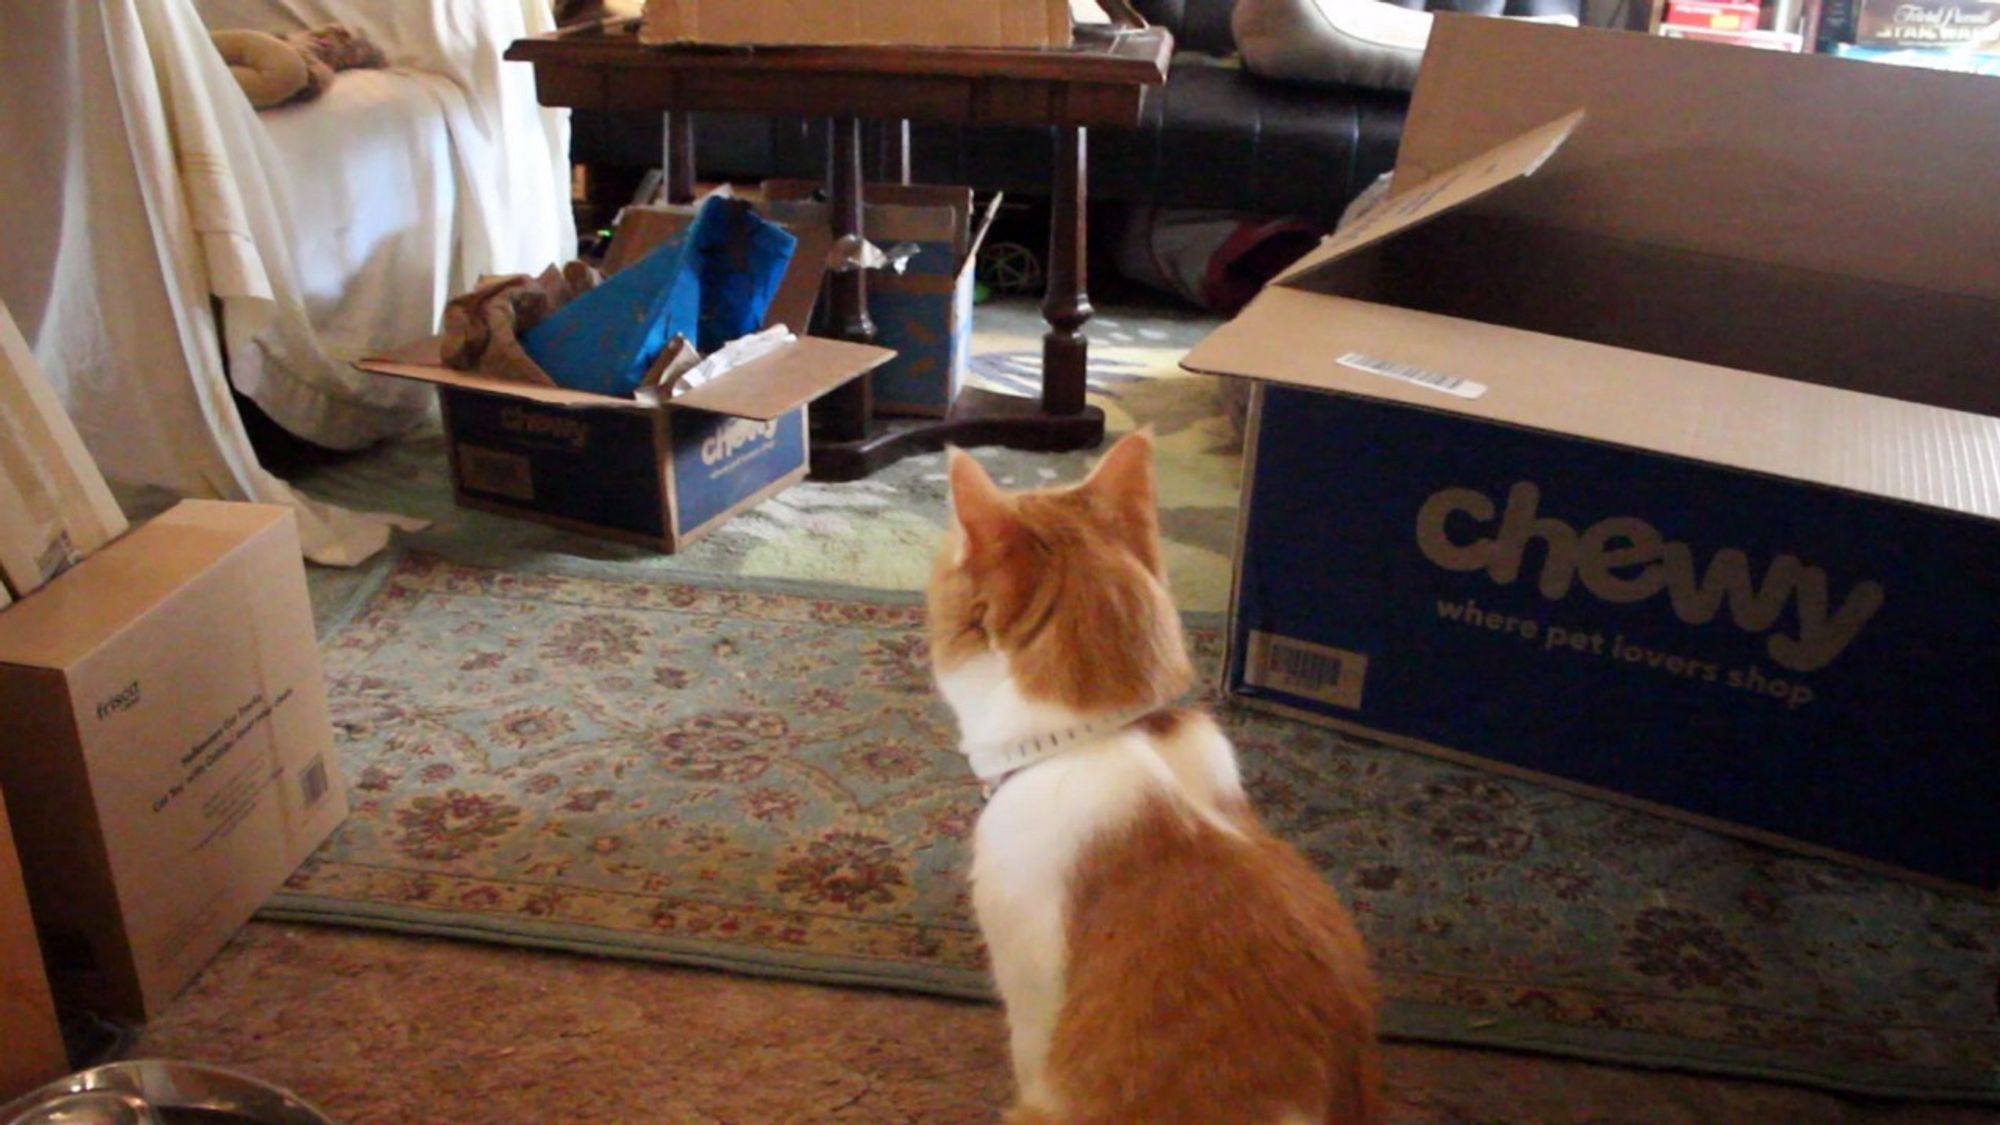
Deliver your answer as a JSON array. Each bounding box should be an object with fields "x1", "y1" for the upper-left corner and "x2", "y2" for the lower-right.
[
  {"x1": 1245, "y1": 631, "x2": 1369, "y2": 711},
  {"x1": 1338, "y1": 352, "x2": 1488, "y2": 399}
]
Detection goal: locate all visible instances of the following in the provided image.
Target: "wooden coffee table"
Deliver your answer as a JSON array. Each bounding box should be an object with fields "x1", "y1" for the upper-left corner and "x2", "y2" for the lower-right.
[{"x1": 507, "y1": 20, "x2": 1173, "y2": 480}]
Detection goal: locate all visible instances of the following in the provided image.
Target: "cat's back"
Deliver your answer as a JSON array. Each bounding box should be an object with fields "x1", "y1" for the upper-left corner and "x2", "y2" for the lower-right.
[{"x1": 1046, "y1": 783, "x2": 1381, "y2": 1125}]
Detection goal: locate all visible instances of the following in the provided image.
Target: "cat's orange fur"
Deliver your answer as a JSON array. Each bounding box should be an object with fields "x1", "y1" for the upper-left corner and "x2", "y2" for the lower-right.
[{"x1": 928, "y1": 431, "x2": 1381, "y2": 1125}]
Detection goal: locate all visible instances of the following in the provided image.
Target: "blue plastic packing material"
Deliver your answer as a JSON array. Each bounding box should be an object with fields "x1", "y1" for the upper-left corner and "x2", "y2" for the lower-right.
[
  {"x1": 693, "y1": 198, "x2": 798, "y2": 354},
  {"x1": 523, "y1": 197, "x2": 798, "y2": 397}
]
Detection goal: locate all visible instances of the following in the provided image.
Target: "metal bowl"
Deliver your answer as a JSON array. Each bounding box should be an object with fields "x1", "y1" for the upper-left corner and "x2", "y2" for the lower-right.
[{"x1": 1, "y1": 1061, "x2": 335, "y2": 1125}]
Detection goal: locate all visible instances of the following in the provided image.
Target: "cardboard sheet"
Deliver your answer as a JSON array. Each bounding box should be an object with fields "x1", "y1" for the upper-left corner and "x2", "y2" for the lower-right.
[
  {"x1": 640, "y1": 0, "x2": 1073, "y2": 48},
  {"x1": 0, "y1": 300, "x2": 128, "y2": 598}
]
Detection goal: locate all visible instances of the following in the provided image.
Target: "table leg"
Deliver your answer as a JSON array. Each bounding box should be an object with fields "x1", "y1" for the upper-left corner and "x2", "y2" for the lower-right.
[
  {"x1": 880, "y1": 120, "x2": 912, "y2": 186},
  {"x1": 662, "y1": 112, "x2": 696, "y2": 204},
  {"x1": 1042, "y1": 126, "x2": 1092, "y2": 417},
  {"x1": 806, "y1": 123, "x2": 1103, "y2": 482},
  {"x1": 819, "y1": 117, "x2": 874, "y2": 443}
]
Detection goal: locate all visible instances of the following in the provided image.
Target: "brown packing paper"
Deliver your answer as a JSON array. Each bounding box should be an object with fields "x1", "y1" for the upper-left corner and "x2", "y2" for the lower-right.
[{"x1": 441, "y1": 267, "x2": 605, "y2": 389}]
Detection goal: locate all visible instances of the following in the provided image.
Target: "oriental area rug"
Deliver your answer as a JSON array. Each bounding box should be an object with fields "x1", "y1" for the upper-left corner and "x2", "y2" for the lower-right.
[{"x1": 264, "y1": 554, "x2": 2000, "y2": 1103}]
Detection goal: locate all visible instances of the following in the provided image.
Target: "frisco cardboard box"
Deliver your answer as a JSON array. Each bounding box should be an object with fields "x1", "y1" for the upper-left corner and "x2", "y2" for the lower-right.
[
  {"x1": 762, "y1": 183, "x2": 1000, "y2": 418},
  {"x1": 0, "y1": 501, "x2": 346, "y2": 1019},
  {"x1": 641, "y1": 0, "x2": 1073, "y2": 49},
  {"x1": 1184, "y1": 18, "x2": 2000, "y2": 892},
  {"x1": 362, "y1": 211, "x2": 893, "y2": 551},
  {"x1": 0, "y1": 788, "x2": 67, "y2": 1101}
]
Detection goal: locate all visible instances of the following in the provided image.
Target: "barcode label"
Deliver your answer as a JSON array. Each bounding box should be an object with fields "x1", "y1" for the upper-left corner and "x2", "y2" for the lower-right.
[
  {"x1": 299, "y1": 757, "x2": 330, "y2": 808},
  {"x1": 458, "y1": 445, "x2": 535, "y2": 501},
  {"x1": 1245, "y1": 632, "x2": 1368, "y2": 710},
  {"x1": 1338, "y1": 352, "x2": 1487, "y2": 399}
]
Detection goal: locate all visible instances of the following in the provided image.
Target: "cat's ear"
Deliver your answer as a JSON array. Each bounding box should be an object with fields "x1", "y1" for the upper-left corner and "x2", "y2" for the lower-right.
[
  {"x1": 948, "y1": 447, "x2": 1017, "y2": 556},
  {"x1": 1083, "y1": 429, "x2": 1162, "y2": 573},
  {"x1": 1084, "y1": 428, "x2": 1157, "y2": 516}
]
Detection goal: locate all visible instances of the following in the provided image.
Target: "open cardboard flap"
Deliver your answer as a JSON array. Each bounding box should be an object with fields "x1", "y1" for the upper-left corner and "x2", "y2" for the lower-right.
[
  {"x1": 1183, "y1": 29, "x2": 2000, "y2": 525},
  {"x1": 1268, "y1": 110, "x2": 1581, "y2": 291},
  {"x1": 361, "y1": 211, "x2": 892, "y2": 421},
  {"x1": 1398, "y1": 17, "x2": 2000, "y2": 306}
]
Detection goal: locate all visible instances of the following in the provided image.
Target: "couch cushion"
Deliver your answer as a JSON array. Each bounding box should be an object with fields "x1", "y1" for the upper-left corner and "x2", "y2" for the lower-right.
[
  {"x1": 573, "y1": 64, "x2": 1404, "y2": 222},
  {"x1": 1233, "y1": 0, "x2": 1581, "y2": 91},
  {"x1": 1132, "y1": 0, "x2": 1242, "y2": 54}
]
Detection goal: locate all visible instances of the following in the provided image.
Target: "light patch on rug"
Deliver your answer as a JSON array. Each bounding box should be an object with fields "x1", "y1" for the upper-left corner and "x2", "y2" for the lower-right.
[{"x1": 267, "y1": 555, "x2": 2000, "y2": 1104}]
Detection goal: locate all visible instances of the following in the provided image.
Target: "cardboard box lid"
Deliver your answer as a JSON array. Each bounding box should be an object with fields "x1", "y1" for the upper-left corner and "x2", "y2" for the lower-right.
[
  {"x1": 1397, "y1": 18, "x2": 2000, "y2": 305},
  {"x1": 0, "y1": 501, "x2": 294, "y2": 673},
  {"x1": 1183, "y1": 115, "x2": 2000, "y2": 523}
]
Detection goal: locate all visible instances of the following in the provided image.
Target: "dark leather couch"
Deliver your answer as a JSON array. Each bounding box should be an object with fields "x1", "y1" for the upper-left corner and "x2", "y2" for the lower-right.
[{"x1": 569, "y1": 0, "x2": 1581, "y2": 223}]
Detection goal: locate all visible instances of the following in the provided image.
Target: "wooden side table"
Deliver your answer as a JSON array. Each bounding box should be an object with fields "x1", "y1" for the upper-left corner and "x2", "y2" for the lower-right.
[{"x1": 507, "y1": 22, "x2": 1173, "y2": 480}]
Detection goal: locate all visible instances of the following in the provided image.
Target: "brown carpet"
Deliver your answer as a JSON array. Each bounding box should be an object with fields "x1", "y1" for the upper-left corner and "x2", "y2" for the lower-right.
[
  {"x1": 119, "y1": 299, "x2": 1997, "y2": 1121},
  {"x1": 132, "y1": 924, "x2": 1997, "y2": 1124}
]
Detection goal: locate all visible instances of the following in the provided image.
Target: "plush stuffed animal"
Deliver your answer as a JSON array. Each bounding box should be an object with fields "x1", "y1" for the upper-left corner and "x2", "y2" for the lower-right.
[{"x1": 211, "y1": 23, "x2": 386, "y2": 110}]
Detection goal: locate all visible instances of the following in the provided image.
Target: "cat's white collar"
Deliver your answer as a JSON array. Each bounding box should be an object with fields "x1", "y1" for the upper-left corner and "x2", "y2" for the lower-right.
[{"x1": 964, "y1": 700, "x2": 1174, "y2": 792}]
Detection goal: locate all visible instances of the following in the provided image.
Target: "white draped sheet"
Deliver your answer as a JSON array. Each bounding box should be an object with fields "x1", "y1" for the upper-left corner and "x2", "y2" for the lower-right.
[{"x1": 0, "y1": 0, "x2": 574, "y2": 565}]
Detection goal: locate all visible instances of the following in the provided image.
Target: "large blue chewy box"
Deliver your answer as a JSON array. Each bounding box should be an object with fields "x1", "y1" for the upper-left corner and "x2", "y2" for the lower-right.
[
  {"x1": 1231, "y1": 384, "x2": 1999, "y2": 889},
  {"x1": 1184, "y1": 91, "x2": 2000, "y2": 893}
]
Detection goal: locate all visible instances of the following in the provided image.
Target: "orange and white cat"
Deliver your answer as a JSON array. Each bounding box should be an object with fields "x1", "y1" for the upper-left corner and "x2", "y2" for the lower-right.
[{"x1": 927, "y1": 431, "x2": 1381, "y2": 1125}]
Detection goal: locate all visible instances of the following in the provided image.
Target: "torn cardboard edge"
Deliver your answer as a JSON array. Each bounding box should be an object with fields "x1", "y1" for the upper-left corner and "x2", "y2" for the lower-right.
[{"x1": 1185, "y1": 108, "x2": 2000, "y2": 525}]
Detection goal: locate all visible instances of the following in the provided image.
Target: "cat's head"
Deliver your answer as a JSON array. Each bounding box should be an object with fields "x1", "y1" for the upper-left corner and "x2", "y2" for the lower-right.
[{"x1": 926, "y1": 431, "x2": 1193, "y2": 714}]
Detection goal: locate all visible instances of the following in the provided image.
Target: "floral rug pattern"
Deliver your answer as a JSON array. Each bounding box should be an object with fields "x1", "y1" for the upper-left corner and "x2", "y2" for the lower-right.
[{"x1": 268, "y1": 556, "x2": 2000, "y2": 1102}]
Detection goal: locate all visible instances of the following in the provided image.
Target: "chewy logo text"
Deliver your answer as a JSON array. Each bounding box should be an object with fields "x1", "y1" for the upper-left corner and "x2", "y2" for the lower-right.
[
  {"x1": 702, "y1": 419, "x2": 780, "y2": 466},
  {"x1": 1415, "y1": 482, "x2": 1883, "y2": 673},
  {"x1": 500, "y1": 406, "x2": 589, "y2": 451}
]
